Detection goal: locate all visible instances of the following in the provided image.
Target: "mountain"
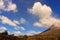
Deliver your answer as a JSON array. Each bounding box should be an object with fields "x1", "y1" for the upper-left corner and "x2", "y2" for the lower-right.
[
  {"x1": 40, "y1": 25, "x2": 60, "y2": 36},
  {"x1": 29, "y1": 25, "x2": 60, "y2": 40},
  {"x1": 0, "y1": 25, "x2": 60, "y2": 40}
]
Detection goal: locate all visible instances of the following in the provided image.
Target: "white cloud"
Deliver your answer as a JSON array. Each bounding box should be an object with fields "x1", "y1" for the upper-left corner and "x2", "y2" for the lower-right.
[
  {"x1": 34, "y1": 22, "x2": 43, "y2": 27},
  {"x1": 0, "y1": 16, "x2": 17, "y2": 27},
  {"x1": 34, "y1": 17, "x2": 60, "y2": 27},
  {"x1": 13, "y1": 31, "x2": 21, "y2": 36},
  {"x1": 20, "y1": 27, "x2": 25, "y2": 30},
  {"x1": 0, "y1": 0, "x2": 5, "y2": 10},
  {"x1": 0, "y1": 16, "x2": 25, "y2": 30},
  {"x1": 20, "y1": 18, "x2": 26, "y2": 24},
  {"x1": 13, "y1": 20, "x2": 20, "y2": 24},
  {"x1": 28, "y1": 2, "x2": 60, "y2": 27},
  {"x1": 8, "y1": 30, "x2": 41, "y2": 36},
  {"x1": 0, "y1": 0, "x2": 17, "y2": 12},
  {"x1": 0, "y1": 26, "x2": 7, "y2": 33},
  {"x1": 28, "y1": 2, "x2": 52, "y2": 18},
  {"x1": 15, "y1": 26, "x2": 25, "y2": 30},
  {"x1": 40, "y1": 17, "x2": 60, "y2": 27},
  {"x1": 26, "y1": 30, "x2": 41, "y2": 36}
]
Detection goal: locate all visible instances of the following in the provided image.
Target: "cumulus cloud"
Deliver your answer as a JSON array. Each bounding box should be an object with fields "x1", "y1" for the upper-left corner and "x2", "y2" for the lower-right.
[
  {"x1": 28, "y1": 2, "x2": 60, "y2": 27},
  {"x1": 0, "y1": 26, "x2": 7, "y2": 33},
  {"x1": 0, "y1": 16, "x2": 25, "y2": 30},
  {"x1": 39, "y1": 17, "x2": 60, "y2": 27},
  {"x1": 5, "y1": 2, "x2": 17, "y2": 12},
  {"x1": 34, "y1": 17, "x2": 60, "y2": 27},
  {"x1": 28, "y1": 2, "x2": 52, "y2": 18},
  {"x1": 0, "y1": 0, "x2": 17, "y2": 12}
]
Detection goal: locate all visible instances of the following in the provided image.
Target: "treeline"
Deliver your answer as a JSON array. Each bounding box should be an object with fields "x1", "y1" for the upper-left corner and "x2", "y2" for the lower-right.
[{"x1": 0, "y1": 31, "x2": 28, "y2": 40}]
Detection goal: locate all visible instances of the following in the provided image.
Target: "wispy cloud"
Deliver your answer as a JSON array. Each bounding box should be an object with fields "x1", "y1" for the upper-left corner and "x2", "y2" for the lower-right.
[{"x1": 28, "y1": 2, "x2": 60, "y2": 27}]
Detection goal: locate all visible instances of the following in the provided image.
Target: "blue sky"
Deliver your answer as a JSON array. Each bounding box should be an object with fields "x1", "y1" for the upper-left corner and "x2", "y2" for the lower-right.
[{"x1": 0, "y1": 0, "x2": 60, "y2": 36}]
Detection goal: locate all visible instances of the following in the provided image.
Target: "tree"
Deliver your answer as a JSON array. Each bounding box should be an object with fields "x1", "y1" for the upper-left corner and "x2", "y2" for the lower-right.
[{"x1": 2, "y1": 30, "x2": 8, "y2": 35}]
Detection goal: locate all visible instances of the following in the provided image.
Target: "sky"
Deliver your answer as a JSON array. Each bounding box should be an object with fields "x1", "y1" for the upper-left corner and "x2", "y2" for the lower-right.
[{"x1": 0, "y1": 0, "x2": 60, "y2": 36}]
